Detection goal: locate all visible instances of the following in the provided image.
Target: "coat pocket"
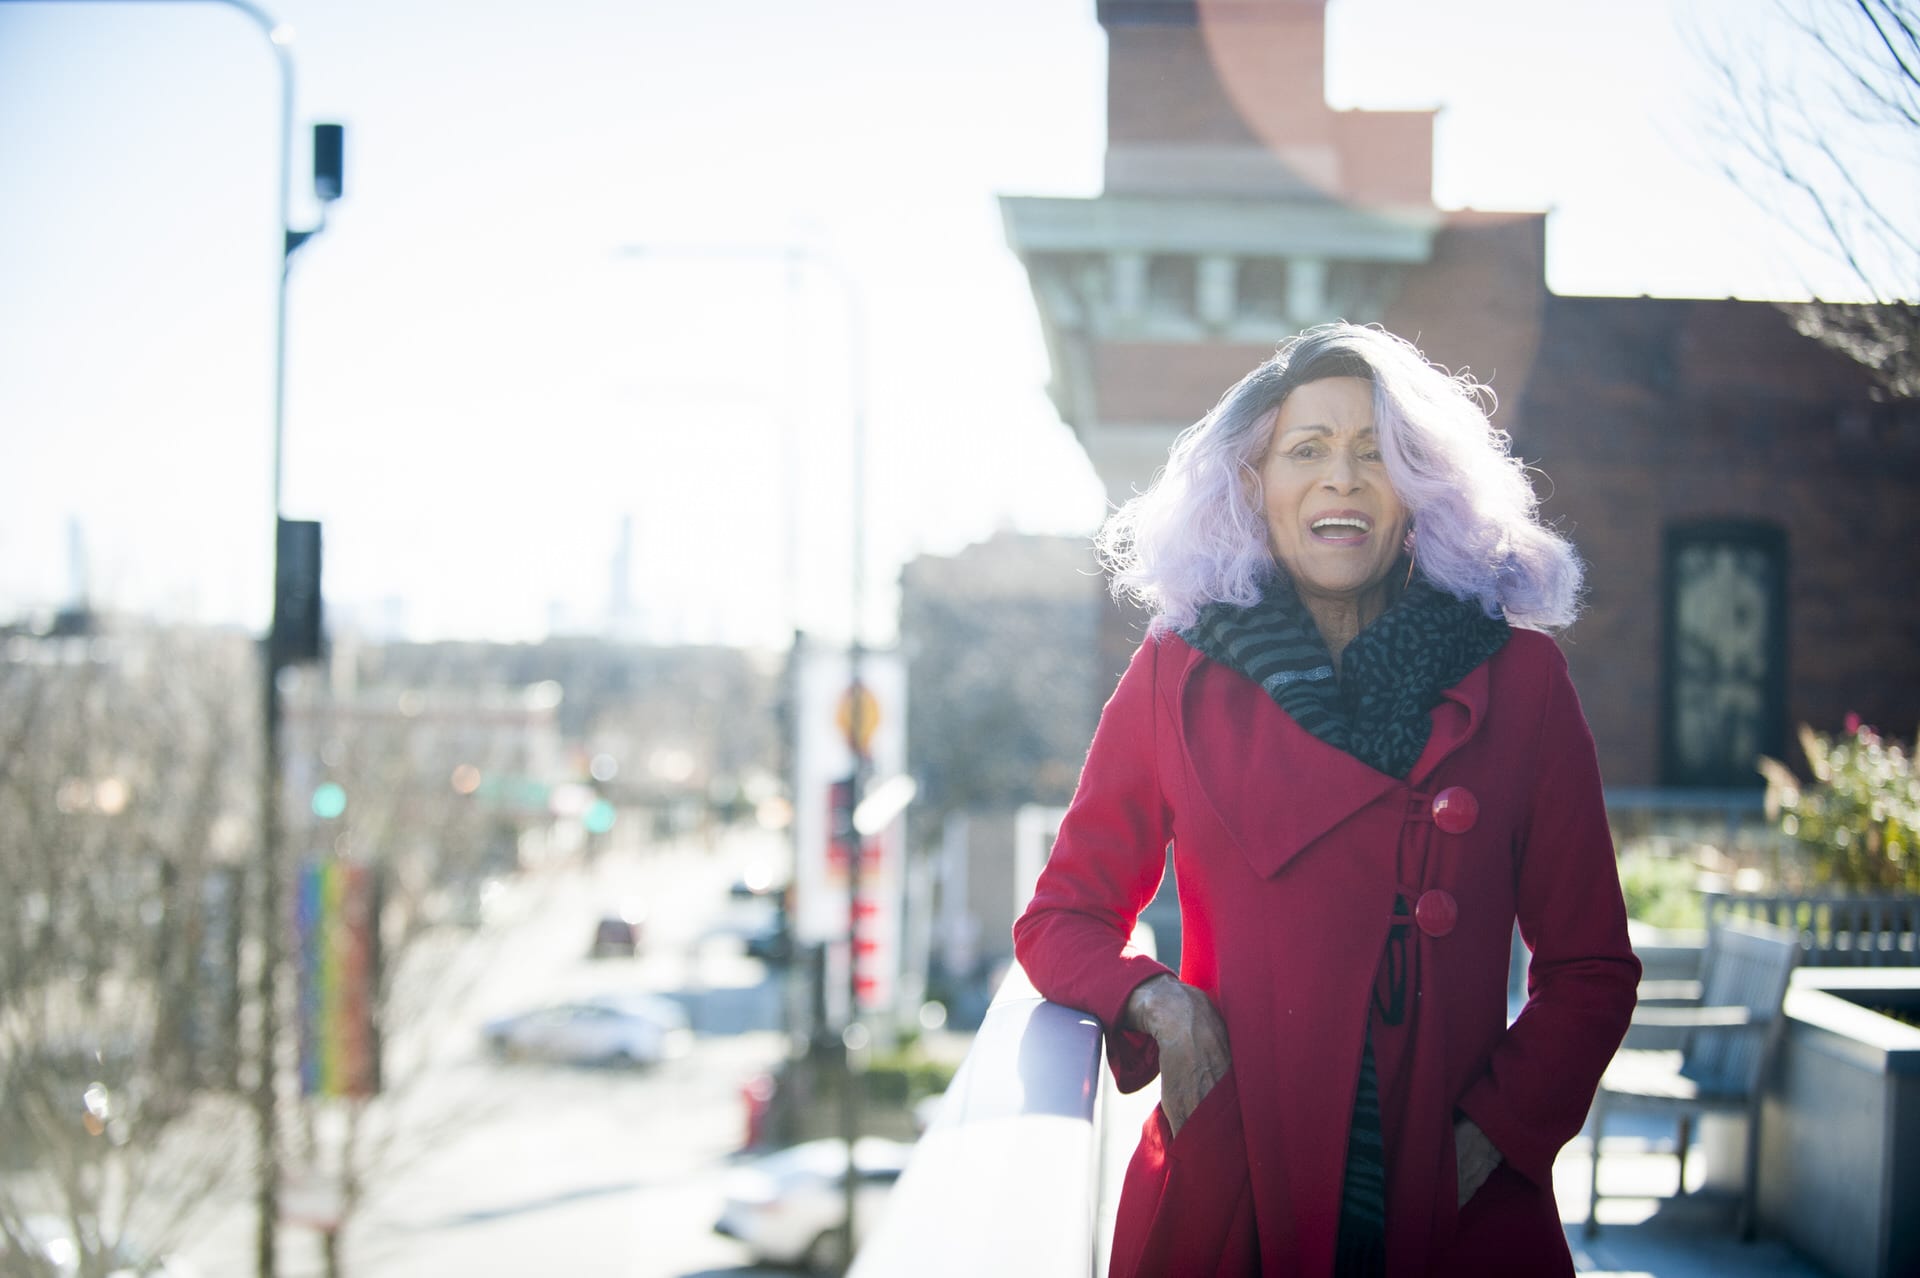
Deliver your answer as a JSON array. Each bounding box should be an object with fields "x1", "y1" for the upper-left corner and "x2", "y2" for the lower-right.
[
  {"x1": 1434, "y1": 1163, "x2": 1574, "y2": 1277},
  {"x1": 1165, "y1": 1069, "x2": 1239, "y2": 1159},
  {"x1": 1110, "y1": 1070, "x2": 1257, "y2": 1278}
]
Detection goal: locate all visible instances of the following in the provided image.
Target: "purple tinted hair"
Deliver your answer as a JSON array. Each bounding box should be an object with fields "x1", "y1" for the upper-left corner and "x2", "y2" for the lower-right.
[{"x1": 1097, "y1": 322, "x2": 1582, "y2": 633}]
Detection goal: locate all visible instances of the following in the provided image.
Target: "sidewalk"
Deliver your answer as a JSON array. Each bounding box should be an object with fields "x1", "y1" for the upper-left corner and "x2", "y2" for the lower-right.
[{"x1": 1552, "y1": 1127, "x2": 1831, "y2": 1278}]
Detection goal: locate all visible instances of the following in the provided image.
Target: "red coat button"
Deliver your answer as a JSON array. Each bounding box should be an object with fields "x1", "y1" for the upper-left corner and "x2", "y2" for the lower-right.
[
  {"x1": 1415, "y1": 889, "x2": 1458, "y2": 938},
  {"x1": 1431, "y1": 786, "x2": 1478, "y2": 834}
]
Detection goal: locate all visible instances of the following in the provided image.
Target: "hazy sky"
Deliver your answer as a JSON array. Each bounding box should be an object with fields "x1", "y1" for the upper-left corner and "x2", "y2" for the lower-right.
[{"x1": 0, "y1": 0, "x2": 1881, "y2": 647}]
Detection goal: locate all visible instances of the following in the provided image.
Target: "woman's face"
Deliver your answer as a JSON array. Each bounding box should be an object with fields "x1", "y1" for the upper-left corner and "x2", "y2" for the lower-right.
[{"x1": 1258, "y1": 375, "x2": 1410, "y2": 614}]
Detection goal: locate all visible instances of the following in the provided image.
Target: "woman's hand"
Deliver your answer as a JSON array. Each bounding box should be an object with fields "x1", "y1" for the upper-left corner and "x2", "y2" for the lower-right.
[
  {"x1": 1123, "y1": 975, "x2": 1231, "y2": 1136},
  {"x1": 1453, "y1": 1115, "x2": 1502, "y2": 1207}
]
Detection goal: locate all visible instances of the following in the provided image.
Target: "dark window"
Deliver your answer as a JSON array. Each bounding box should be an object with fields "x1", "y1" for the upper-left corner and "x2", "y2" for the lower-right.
[
  {"x1": 1146, "y1": 256, "x2": 1195, "y2": 322},
  {"x1": 1238, "y1": 258, "x2": 1290, "y2": 323},
  {"x1": 1324, "y1": 260, "x2": 1399, "y2": 322},
  {"x1": 1660, "y1": 522, "x2": 1788, "y2": 788}
]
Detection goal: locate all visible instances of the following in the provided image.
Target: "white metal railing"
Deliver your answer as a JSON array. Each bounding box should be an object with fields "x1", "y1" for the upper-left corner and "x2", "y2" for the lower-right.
[{"x1": 853, "y1": 932, "x2": 1158, "y2": 1277}]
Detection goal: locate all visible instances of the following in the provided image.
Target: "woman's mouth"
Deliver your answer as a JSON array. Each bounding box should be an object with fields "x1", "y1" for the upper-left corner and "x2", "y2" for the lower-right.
[{"x1": 1309, "y1": 513, "x2": 1373, "y2": 544}]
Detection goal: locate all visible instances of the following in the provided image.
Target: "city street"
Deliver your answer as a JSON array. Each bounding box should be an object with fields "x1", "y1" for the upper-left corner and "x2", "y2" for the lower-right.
[{"x1": 184, "y1": 825, "x2": 802, "y2": 1278}]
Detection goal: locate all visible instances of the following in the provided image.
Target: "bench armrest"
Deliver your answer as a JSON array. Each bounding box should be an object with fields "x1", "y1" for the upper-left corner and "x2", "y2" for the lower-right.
[
  {"x1": 1635, "y1": 979, "x2": 1704, "y2": 1003},
  {"x1": 1628, "y1": 1004, "x2": 1753, "y2": 1028}
]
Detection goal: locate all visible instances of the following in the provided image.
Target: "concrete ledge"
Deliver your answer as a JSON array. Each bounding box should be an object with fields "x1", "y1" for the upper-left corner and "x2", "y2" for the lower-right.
[
  {"x1": 1782, "y1": 970, "x2": 1920, "y2": 1076},
  {"x1": 1002, "y1": 193, "x2": 1440, "y2": 260}
]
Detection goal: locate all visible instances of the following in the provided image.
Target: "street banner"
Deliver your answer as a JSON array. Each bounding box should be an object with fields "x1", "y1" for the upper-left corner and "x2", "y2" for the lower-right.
[
  {"x1": 295, "y1": 859, "x2": 382, "y2": 1097},
  {"x1": 792, "y1": 642, "x2": 905, "y2": 1017}
]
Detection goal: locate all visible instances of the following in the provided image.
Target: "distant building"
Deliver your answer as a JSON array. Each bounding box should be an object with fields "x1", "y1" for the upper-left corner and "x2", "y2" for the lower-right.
[
  {"x1": 281, "y1": 670, "x2": 563, "y2": 882},
  {"x1": 898, "y1": 531, "x2": 1104, "y2": 997},
  {"x1": 318, "y1": 632, "x2": 781, "y2": 866},
  {"x1": 353, "y1": 635, "x2": 780, "y2": 777},
  {"x1": 1003, "y1": 0, "x2": 1546, "y2": 525},
  {"x1": 1001, "y1": 0, "x2": 1920, "y2": 793},
  {"x1": 607, "y1": 513, "x2": 639, "y2": 640}
]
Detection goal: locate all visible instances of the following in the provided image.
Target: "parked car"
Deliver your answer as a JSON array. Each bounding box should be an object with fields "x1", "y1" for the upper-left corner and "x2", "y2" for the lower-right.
[
  {"x1": 588, "y1": 899, "x2": 647, "y2": 958},
  {"x1": 740, "y1": 908, "x2": 794, "y2": 965},
  {"x1": 482, "y1": 993, "x2": 690, "y2": 1067},
  {"x1": 714, "y1": 1136, "x2": 910, "y2": 1272},
  {"x1": 717, "y1": 878, "x2": 792, "y2": 965},
  {"x1": 0, "y1": 1215, "x2": 200, "y2": 1277}
]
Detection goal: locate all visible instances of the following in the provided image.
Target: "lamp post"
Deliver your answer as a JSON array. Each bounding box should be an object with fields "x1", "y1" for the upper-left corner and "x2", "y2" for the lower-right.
[
  {"x1": 615, "y1": 240, "x2": 870, "y2": 1271},
  {"x1": 0, "y1": 6, "x2": 337, "y2": 1274},
  {"x1": 263, "y1": 117, "x2": 341, "y2": 1278},
  {"x1": 610, "y1": 241, "x2": 861, "y2": 645}
]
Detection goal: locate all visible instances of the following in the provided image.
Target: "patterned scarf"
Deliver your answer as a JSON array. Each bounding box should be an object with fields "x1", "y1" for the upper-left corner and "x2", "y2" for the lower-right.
[
  {"x1": 1180, "y1": 570, "x2": 1509, "y2": 1275},
  {"x1": 1179, "y1": 572, "x2": 1510, "y2": 779}
]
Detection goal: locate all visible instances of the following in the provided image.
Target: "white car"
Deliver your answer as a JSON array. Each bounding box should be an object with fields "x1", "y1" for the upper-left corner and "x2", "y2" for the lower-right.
[
  {"x1": 715, "y1": 1136, "x2": 910, "y2": 1272},
  {"x1": 482, "y1": 993, "x2": 691, "y2": 1067}
]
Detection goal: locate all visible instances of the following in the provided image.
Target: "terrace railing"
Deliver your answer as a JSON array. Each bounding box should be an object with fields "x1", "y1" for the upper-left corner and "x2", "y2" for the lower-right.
[
  {"x1": 1705, "y1": 891, "x2": 1920, "y2": 967},
  {"x1": 852, "y1": 932, "x2": 1159, "y2": 1278}
]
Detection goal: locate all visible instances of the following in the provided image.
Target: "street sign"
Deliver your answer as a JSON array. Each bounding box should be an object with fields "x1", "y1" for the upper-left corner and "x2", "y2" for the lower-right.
[
  {"x1": 792, "y1": 645, "x2": 906, "y2": 1016},
  {"x1": 835, "y1": 682, "x2": 881, "y2": 758}
]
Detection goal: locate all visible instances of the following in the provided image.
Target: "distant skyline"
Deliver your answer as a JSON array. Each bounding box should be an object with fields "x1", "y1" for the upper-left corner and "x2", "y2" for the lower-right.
[{"x1": 0, "y1": 0, "x2": 1882, "y2": 648}]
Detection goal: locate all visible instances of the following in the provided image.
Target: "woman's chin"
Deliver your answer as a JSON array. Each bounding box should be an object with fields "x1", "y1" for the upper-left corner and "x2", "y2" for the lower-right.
[{"x1": 1290, "y1": 564, "x2": 1398, "y2": 604}]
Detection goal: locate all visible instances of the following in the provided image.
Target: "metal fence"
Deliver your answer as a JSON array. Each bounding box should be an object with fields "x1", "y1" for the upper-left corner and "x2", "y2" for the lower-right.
[{"x1": 1705, "y1": 891, "x2": 1920, "y2": 966}]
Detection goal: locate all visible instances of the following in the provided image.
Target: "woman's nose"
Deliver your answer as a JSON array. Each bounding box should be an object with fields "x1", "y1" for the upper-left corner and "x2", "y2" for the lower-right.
[{"x1": 1322, "y1": 449, "x2": 1361, "y2": 491}]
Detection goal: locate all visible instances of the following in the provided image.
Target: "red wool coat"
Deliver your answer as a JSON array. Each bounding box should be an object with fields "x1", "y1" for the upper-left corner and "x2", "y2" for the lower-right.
[{"x1": 1013, "y1": 629, "x2": 1640, "y2": 1277}]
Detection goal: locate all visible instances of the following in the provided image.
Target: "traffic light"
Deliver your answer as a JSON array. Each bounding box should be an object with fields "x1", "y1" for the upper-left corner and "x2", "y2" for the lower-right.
[
  {"x1": 271, "y1": 518, "x2": 323, "y2": 669},
  {"x1": 583, "y1": 799, "x2": 616, "y2": 835},
  {"x1": 311, "y1": 782, "x2": 346, "y2": 821},
  {"x1": 313, "y1": 123, "x2": 344, "y2": 202}
]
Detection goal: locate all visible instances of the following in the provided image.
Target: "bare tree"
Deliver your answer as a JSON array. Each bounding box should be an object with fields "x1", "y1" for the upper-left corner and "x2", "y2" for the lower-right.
[
  {"x1": 274, "y1": 665, "x2": 559, "y2": 1278},
  {"x1": 0, "y1": 626, "x2": 259, "y2": 1277},
  {"x1": 1700, "y1": 0, "x2": 1920, "y2": 394},
  {"x1": 0, "y1": 626, "x2": 559, "y2": 1278}
]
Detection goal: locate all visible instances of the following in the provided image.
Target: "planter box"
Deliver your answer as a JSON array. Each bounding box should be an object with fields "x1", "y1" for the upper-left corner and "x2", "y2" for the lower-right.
[{"x1": 1757, "y1": 970, "x2": 1920, "y2": 1278}]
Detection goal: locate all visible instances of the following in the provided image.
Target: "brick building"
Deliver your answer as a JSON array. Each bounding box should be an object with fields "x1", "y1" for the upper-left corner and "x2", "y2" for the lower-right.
[
  {"x1": 1519, "y1": 297, "x2": 1918, "y2": 786},
  {"x1": 1001, "y1": 0, "x2": 1920, "y2": 791}
]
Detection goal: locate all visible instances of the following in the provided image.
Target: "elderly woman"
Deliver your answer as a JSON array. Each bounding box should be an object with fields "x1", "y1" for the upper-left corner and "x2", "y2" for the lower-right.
[{"x1": 1014, "y1": 323, "x2": 1640, "y2": 1277}]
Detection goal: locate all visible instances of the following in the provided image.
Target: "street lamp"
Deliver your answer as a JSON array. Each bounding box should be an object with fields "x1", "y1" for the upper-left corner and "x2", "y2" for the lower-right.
[
  {"x1": 611, "y1": 241, "x2": 865, "y2": 645},
  {"x1": 264, "y1": 114, "x2": 343, "y2": 1278},
  {"x1": 614, "y1": 240, "x2": 871, "y2": 1271},
  {"x1": 0, "y1": 6, "x2": 340, "y2": 1274}
]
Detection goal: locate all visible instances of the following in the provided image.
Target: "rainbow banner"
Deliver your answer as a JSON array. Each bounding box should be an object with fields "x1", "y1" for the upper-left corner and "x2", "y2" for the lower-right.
[{"x1": 295, "y1": 860, "x2": 382, "y2": 1098}]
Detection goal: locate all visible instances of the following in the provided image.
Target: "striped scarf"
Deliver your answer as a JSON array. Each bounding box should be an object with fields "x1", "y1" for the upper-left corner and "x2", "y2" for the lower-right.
[
  {"x1": 1179, "y1": 573, "x2": 1509, "y2": 778},
  {"x1": 1180, "y1": 572, "x2": 1508, "y2": 1275}
]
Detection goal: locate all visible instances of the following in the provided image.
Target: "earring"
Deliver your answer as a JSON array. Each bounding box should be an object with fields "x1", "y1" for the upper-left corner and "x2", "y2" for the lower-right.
[{"x1": 1403, "y1": 525, "x2": 1417, "y2": 588}]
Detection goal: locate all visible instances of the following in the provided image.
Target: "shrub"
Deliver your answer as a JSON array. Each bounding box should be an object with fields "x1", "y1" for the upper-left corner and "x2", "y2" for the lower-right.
[
  {"x1": 1616, "y1": 847, "x2": 1707, "y2": 930},
  {"x1": 862, "y1": 1048, "x2": 957, "y2": 1106},
  {"x1": 1759, "y1": 717, "x2": 1920, "y2": 892}
]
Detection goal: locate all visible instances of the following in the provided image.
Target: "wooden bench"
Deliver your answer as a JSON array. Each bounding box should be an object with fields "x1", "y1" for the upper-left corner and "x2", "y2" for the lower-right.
[{"x1": 1586, "y1": 915, "x2": 1800, "y2": 1239}]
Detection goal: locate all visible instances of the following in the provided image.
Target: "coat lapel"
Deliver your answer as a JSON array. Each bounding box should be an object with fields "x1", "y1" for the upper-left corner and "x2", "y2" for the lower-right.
[
  {"x1": 1173, "y1": 642, "x2": 1397, "y2": 880},
  {"x1": 1409, "y1": 659, "x2": 1491, "y2": 786},
  {"x1": 1169, "y1": 636, "x2": 1495, "y2": 880}
]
